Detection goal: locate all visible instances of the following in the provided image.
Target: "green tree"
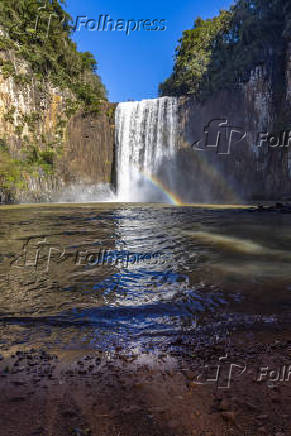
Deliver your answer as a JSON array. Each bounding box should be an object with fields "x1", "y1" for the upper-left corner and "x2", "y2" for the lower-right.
[
  {"x1": 0, "y1": 0, "x2": 107, "y2": 108},
  {"x1": 159, "y1": 0, "x2": 289, "y2": 97}
]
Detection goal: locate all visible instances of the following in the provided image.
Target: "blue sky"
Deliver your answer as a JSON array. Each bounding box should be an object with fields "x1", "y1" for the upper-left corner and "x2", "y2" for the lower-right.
[{"x1": 65, "y1": 0, "x2": 234, "y2": 102}]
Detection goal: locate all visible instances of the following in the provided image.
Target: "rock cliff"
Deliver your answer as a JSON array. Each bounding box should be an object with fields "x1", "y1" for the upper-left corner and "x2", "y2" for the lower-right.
[
  {"x1": 170, "y1": 48, "x2": 291, "y2": 202},
  {"x1": 0, "y1": 51, "x2": 115, "y2": 203}
]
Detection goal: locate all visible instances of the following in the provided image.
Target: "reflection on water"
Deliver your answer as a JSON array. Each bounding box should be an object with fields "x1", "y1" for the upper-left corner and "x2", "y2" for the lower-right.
[{"x1": 0, "y1": 203, "x2": 290, "y2": 352}]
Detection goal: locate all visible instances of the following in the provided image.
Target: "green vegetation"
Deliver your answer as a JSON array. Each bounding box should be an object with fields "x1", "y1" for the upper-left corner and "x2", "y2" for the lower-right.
[
  {"x1": 3, "y1": 106, "x2": 16, "y2": 124},
  {"x1": 106, "y1": 105, "x2": 116, "y2": 123},
  {"x1": 0, "y1": 141, "x2": 30, "y2": 192},
  {"x1": 0, "y1": 0, "x2": 109, "y2": 201},
  {"x1": 0, "y1": 138, "x2": 57, "y2": 196},
  {"x1": 159, "y1": 0, "x2": 291, "y2": 97},
  {"x1": 0, "y1": 0, "x2": 107, "y2": 111}
]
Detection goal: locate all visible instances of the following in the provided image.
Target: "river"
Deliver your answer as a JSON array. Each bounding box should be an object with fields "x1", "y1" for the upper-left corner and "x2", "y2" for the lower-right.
[{"x1": 0, "y1": 202, "x2": 290, "y2": 354}]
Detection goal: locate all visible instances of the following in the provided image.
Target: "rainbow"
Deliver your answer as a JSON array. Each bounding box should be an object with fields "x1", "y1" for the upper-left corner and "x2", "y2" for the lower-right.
[
  {"x1": 142, "y1": 173, "x2": 184, "y2": 206},
  {"x1": 137, "y1": 151, "x2": 241, "y2": 207}
]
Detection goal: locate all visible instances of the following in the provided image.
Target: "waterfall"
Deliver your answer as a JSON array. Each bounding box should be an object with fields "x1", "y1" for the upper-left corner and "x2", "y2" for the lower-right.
[{"x1": 115, "y1": 97, "x2": 178, "y2": 202}]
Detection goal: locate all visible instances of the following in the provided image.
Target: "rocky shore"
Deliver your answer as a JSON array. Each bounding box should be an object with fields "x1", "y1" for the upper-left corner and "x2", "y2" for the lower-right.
[{"x1": 0, "y1": 326, "x2": 290, "y2": 436}]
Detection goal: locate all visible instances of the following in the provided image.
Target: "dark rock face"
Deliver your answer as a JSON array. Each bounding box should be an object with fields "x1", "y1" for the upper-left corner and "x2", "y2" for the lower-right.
[
  {"x1": 61, "y1": 104, "x2": 116, "y2": 188},
  {"x1": 170, "y1": 48, "x2": 291, "y2": 202},
  {"x1": 0, "y1": 103, "x2": 116, "y2": 204},
  {"x1": 17, "y1": 105, "x2": 117, "y2": 203}
]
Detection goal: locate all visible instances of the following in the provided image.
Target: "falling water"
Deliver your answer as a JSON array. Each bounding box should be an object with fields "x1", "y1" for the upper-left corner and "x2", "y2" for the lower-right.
[{"x1": 115, "y1": 97, "x2": 178, "y2": 202}]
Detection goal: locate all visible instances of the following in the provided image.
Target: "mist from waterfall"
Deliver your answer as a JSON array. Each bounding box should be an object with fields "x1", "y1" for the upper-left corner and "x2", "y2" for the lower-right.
[
  {"x1": 115, "y1": 97, "x2": 178, "y2": 202},
  {"x1": 54, "y1": 183, "x2": 116, "y2": 203}
]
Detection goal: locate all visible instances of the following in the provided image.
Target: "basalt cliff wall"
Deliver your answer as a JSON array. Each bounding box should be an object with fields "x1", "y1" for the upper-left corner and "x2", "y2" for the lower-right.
[
  {"x1": 0, "y1": 49, "x2": 115, "y2": 204},
  {"x1": 63, "y1": 107, "x2": 116, "y2": 188},
  {"x1": 168, "y1": 44, "x2": 291, "y2": 202}
]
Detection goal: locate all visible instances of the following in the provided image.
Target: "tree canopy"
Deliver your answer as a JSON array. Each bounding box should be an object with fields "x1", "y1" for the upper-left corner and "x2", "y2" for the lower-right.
[
  {"x1": 0, "y1": 0, "x2": 107, "y2": 110},
  {"x1": 159, "y1": 0, "x2": 291, "y2": 97}
]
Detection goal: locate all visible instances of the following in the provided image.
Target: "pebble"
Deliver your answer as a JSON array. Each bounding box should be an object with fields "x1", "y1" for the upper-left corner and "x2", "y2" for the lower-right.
[
  {"x1": 13, "y1": 381, "x2": 26, "y2": 386},
  {"x1": 9, "y1": 396, "x2": 25, "y2": 402},
  {"x1": 168, "y1": 420, "x2": 179, "y2": 429},
  {"x1": 32, "y1": 427, "x2": 45, "y2": 435},
  {"x1": 219, "y1": 399, "x2": 230, "y2": 411},
  {"x1": 61, "y1": 409, "x2": 77, "y2": 418},
  {"x1": 257, "y1": 415, "x2": 268, "y2": 421},
  {"x1": 221, "y1": 411, "x2": 236, "y2": 423},
  {"x1": 246, "y1": 401, "x2": 259, "y2": 411},
  {"x1": 184, "y1": 370, "x2": 196, "y2": 380}
]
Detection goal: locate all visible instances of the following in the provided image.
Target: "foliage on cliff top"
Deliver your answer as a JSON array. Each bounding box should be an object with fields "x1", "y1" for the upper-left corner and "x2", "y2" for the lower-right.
[
  {"x1": 0, "y1": 0, "x2": 107, "y2": 112},
  {"x1": 159, "y1": 0, "x2": 291, "y2": 97}
]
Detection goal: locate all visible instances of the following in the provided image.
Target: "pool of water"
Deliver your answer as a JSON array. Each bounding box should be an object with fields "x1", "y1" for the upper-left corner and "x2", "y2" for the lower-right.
[{"x1": 0, "y1": 203, "x2": 290, "y2": 352}]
